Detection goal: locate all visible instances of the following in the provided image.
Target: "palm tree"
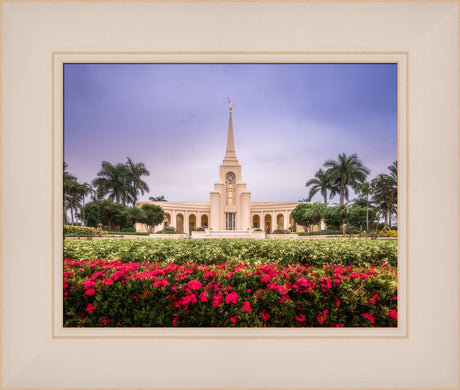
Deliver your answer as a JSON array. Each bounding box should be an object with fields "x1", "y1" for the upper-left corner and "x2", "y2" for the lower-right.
[
  {"x1": 126, "y1": 157, "x2": 150, "y2": 206},
  {"x1": 357, "y1": 181, "x2": 371, "y2": 231},
  {"x1": 78, "y1": 182, "x2": 94, "y2": 226},
  {"x1": 63, "y1": 162, "x2": 77, "y2": 224},
  {"x1": 323, "y1": 153, "x2": 370, "y2": 205},
  {"x1": 149, "y1": 195, "x2": 167, "y2": 201},
  {"x1": 387, "y1": 161, "x2": 398, "y2": 227},
  {"x1": 305, "y1": 169, "x2": 337, "y2": 205},
  {"x1": 64, "y1": 179, "x2": 82, "y2": 225},
  {"x1": 92, "y1": 161, "x2": 132, "y2": 205},
  {"x1": 370, "y1": 174, "x2": 395, "y2": 229},
  {"x1": 64, "y1": 162, "x2": 76, "y2": 182}
]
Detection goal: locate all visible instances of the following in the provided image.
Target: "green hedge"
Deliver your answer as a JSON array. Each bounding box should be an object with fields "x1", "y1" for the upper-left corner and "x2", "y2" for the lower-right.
[
  {"x1": 64, "y1": 258, "x2": 397, "y2": 327},
  {"x1": 63, "y1": 238, "x2": 397, "y2": 268},
  {"x1": 64, "y1": 225, "x2": 103, "y2": 235}
]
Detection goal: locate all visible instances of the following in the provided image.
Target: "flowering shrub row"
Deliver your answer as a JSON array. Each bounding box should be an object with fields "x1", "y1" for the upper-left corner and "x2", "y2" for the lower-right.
[
  {"x1": 64, "y1": 258, "x2": 398, "y2": 327},
  {"x1": 63, "y1": 238, "x2": 397, "y2": 268}
]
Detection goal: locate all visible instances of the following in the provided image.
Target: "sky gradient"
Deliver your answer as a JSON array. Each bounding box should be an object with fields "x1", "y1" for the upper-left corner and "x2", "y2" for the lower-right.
[{"x1": 64, "y1": 63, "x2": 397, "y2": 203}]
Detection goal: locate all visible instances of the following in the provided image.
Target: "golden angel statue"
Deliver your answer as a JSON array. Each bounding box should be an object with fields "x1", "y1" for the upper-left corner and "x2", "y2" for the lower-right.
[{"x1": 227, "y1": 97, "x2": 233, "y2": 112}]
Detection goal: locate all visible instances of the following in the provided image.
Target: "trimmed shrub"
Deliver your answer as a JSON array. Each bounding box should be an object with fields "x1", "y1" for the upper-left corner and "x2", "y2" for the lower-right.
[
  {"x1": 63, "y1": 238, "x2": 398, "y2": 268},
  {"x1": 272, "y1": 229, "x2": 290, "y2": 234},
  {"x1": 64, "y1": 225, "x2": 106, "y2": 236}
]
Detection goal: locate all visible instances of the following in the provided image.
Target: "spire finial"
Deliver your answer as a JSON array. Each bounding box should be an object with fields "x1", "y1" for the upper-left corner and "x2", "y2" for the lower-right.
[{"x1": 223, "y1": 99, "x2": 237, "y2": 163}]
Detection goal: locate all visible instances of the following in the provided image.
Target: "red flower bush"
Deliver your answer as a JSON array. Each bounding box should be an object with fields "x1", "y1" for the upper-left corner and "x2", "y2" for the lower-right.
[{"x1": 64, "y1": 258, "x2": 398, "y2": 328}]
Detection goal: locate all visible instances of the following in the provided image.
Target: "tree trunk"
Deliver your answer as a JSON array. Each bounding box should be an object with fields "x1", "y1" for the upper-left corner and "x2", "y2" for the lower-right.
[
  {"x1": 70, "y1": 202, "x2": 74, "y2": 225},
  {"x1": 323, "y1": 193, "x2": 327, "y2": 206},
  {"x1": 366, "y1": 206, "x2": 369, "y2": 232},
  {"x1": 339, "y1": 188, "x2": 344, "y2": 205},
  {"x1": 116, "y1": 194, "x2": 120, "y2": 203},
  {"x1": 81, "y1": 196, "x2": 85, "y2": 226}
]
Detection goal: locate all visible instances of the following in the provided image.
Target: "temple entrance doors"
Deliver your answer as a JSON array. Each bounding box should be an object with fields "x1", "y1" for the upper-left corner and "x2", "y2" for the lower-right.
[{"x1": 264, "y1": 215, "x2": 272, "y2": 234}]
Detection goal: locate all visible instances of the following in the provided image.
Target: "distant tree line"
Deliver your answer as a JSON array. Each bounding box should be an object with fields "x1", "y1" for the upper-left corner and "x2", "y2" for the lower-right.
[
  {"x1": 293, "y1": 153, "x2": 397, "y2": 231},
  {"x1": 63, "y1": 159, "x2": 166, "y2": 231}
]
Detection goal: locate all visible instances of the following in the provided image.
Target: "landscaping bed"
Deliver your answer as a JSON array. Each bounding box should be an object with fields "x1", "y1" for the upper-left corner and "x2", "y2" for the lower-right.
[
  {"x1": 64, "y1": 258, "x2": 397, "y2": 328},
  {"x1": 63, "y1": 238, "x2": 397, "y2": 268}
]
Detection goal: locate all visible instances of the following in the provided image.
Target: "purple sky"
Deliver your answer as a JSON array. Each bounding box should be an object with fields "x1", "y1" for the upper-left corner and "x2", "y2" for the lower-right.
[{"x1": 64, "y1": 63, "x2": 397, "y2": 203}]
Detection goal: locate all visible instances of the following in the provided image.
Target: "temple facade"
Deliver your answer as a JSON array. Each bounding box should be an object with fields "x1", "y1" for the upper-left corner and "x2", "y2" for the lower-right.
[{"x1": 136, "y1": 105, "x2": 300, "y2": 235}]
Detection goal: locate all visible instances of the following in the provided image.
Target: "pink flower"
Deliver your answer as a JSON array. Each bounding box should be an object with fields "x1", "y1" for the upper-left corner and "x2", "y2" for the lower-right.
[
  {"x1": 172, "y1": 317, "x2": 179, "y2": 326},
  {"x1": 362, "y1": 313, "x2": 375, "y2": 324},
  {"x1": 295, "y1": 314, "x2": 305, "y2": 322},
  {"x1": 316, "y1": 310, "x2": 329, "y2": 325},
  {"x1": 85, "y1": 288, "x2": 96, "y2": 296},
  {"x1": 212, "y1": 292, "x2": 223, "y2": 308},
  {"x1": 230, "y1": 315, "x2": 237, "y2": 323},
  {"x1": 387, "y1": 309, "x2": 398, "y2": 321},
  {"x1": 82, "y1": 279, "x2": 96, "y2": 289},
  {"x1": 242, "y1": 301, "x2": 252, "y2": 313},
  {"x1": 101, "y1": 317, "x2": 108, "y2": 326},
  {"x1": 187, "y1": 279, "x2": 203, "y2": 290},
  {"x1": 84, "y1": 303, "x2": 96, "y2": 314},
  {"x1": 225, "y1": 291, "x2": 239, "y2": 304},
  {"x1": 200, "y1": 290, "x2": 209, "y2": 302},
  {"x1": 261, "y1": 310, "x2": 270, "y2": 322},
  {"x1": 154, "y1": 279, "x2": 169, "y2": 288},
  {"x1": 204, "y1": 271, "x2": 216, "y2": 279},
  {"x1": 101, "y1": 278, "x2": 113, "y2": 285},
  {"x1": 260, "y1": 274, "x2": 271, "y2": 283}
]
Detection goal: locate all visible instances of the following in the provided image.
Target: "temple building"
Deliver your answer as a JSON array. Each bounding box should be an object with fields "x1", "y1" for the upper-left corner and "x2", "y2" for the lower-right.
[{"x1": 136, "y1": 103, "x2": 300, "y2": 236}]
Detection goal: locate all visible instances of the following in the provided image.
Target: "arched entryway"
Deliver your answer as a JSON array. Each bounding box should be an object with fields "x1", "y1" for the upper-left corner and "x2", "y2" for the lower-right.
[
  {"x1": 276, "y1": 214, "x2": 284, "y2": 230},
  {"x1": 253, "y1": 215, "x2": 260, "y2": 229},
  {"x1": 189, "y1": 214, "x2": 196, "y2": 232},
  {"x1": 201, "y1": 214, "x2": 208, "y2": 228},
  {"x1": 264, "y1": 215, "x2": 272, "y2": 234},
  {"x1": 176, "y1": 213, "x2": 184, "y2": 233},
  {"x1": 163, "y1": 213, "x2": 171, "y2": 228}
]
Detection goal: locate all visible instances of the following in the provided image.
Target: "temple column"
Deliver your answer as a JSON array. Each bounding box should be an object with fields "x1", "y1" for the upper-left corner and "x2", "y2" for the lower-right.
[
  {"x1": 172, "y1": 210, "x2": 176, "y2": 230},
  {"x1": 184, "y1": 211, "x2": 189, "y2": 234},
  {"x1": 284, "y1": 210, "x2": 289, "y2": 230}
]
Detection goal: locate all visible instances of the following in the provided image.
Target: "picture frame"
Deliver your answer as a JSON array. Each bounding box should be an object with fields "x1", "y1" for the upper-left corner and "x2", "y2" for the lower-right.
[{"x1": 1, "y1": 0, "x2": 458, "y2": 388}]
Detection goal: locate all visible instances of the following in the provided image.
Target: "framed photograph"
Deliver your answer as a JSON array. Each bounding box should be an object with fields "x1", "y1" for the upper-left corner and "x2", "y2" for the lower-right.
[{"x1": 2, "y1": 1, "x2": 458, "y2": 389}]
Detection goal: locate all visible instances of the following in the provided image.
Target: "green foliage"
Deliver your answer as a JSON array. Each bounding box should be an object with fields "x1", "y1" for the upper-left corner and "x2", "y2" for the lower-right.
[
  {"x1": 323, "y1": 153, "x2": 371, "y2": 205},
  {"x1": 82, "y1": 199, "x2": 131, "y2": 231},
  {"x1": 140, "y1": 204, "x2": 165, "y2": 232},
  {"x1": 128, "y1": 207, "x2": 146, "y2": 226},
  {"x1": 324, "y1": 205, "x2": 348, "y2": 229},
  {"x1": 305, "y1": 168, "x2": 337, "y2": 205},
  {"x1": 156, "y1": 227, "x2": 179, "y2": 234},
  {"x1": 64, "y1": 225, "x2": 105, "y2": 235},
  {"x1": 272, "y1": 229, "x2": 290, "y2": 234},
  {"x1": 63, "y1": 238, "x2": 398, "y2": 268},
  {"x1": 291, "y1": 203, "x2": 316, "y2": 228},
  {"x1": 91, "y1": 158, "x2": 150, "y2": 206},
  {"x1": 348, "y1": 205, "x2": 377, "y2": 229}
]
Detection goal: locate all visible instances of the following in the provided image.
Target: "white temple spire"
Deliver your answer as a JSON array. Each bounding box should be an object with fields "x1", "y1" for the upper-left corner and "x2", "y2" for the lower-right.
[{"x1": 223, "y1": 99, "x2": 238, "y2": 163}]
